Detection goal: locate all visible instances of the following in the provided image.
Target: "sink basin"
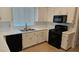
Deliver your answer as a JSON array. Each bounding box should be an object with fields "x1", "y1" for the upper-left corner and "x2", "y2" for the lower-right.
[{"x1": 20, "y1": 28, "x2": 36, "y2": 32}]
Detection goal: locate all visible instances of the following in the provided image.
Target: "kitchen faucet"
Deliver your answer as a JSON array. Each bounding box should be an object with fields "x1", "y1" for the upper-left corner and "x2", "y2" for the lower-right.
[{"x1": 24, "y1": 23, "x2": 27, "y2": 30}]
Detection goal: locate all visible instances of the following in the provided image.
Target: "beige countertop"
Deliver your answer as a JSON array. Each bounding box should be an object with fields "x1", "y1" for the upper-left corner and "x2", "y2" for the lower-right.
[
  {"x1": 62, "y1": 29, "x2": 75, "y2": 34},
  {"x1": 0, "y1": 29, "x2": 22, "y2": 36},
  {"x1": 0, "y1": 27, "x2": 49, "y2": 36}
]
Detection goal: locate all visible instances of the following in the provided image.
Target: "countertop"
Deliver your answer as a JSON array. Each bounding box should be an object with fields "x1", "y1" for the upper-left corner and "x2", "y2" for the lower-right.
[
  {"x1": 0, "y1": 29, "x2": 22, "y2": 36},
  {"x1": 62, "y1": 29, "x2": 75, "y2": 34},
  {"x1": 0, "y1": 26, "x2": 75, "y2": 36},
  {"x1": 0, "y1": 27, "x2": 49, "y2": 36}
]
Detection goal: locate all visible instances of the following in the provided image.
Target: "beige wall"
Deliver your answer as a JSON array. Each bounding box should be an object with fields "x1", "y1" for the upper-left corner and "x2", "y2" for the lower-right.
[{"x1": 0, "y1": 7, "x2": 12, "y2": 21}]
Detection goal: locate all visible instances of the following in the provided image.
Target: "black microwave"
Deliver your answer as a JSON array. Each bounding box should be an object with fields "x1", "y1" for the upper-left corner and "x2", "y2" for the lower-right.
[{"x1": 53, "y1": 15, "x2": 67, "y2": 23}]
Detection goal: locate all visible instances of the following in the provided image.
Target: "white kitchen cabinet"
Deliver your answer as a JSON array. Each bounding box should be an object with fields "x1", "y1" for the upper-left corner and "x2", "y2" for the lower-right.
[
  {"x1": 42, "y1": 30, "x2": 48, "y2": 41},
  {"x1": 38, "y1": 7, "x2": 48, "y2": 22},
  {"x1": 34, "y1": 30, "x2": 48, "y2": 43},
  {"x1": 34, "y1": 31, "x2": 42, "y2": 43},
  {"x1": 22, "y1": 32, "x2": 32, "y2": 49},
  {"x1": 61, "y1": 31, "x2": 75, "y2": 50},
  {"x1": 48, "y1": 7, "x2": 55, "y2": 22},
  {"x1": 48, "y1": 7, "x2": 68, "y2": 15},
  {"x1": 38, "y1": 30, "x2": 46, "y2": 43},
  {"x1": 0, "y1": 7, "x2": 12, "y2": 22},
  {"x1": 22, "y1": 29, "x2": 48, "y2": 49},
  {"x1": 59, "y1": 8, "x2": 68, "y2": 15},
  {"x1": 54, "y1": 7, "x2": 62, "y2": 15},
  {"x1": 67, "y1": 8, "x2": 76, "y2": 23},
  {"x1": 22, "y1": 32, "x2": 37, "y2": 49}
]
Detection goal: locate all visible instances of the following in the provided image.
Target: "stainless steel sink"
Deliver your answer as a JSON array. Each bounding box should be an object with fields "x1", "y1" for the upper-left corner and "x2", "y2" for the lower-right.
[{"x1": 20, "y1": 28, "x2": 36, "y2": 32}]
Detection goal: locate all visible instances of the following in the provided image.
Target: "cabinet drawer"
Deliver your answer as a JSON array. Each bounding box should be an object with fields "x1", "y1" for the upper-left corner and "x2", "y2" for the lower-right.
[
  {"x1": 23, "y1": 32, "x2": 32, "y2": 37},
  {"x1": 22, "y1": 32, "x2": 34, "y2": 38}
]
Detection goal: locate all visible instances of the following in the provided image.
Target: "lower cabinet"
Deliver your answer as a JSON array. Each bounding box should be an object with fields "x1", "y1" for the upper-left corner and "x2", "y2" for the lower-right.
[
  {"x1": 36, "y1": 30, "x2": 48, "y2": 43},
  {"x1": 61, "y1": 31, "x2": 75, "y2": 50},
  {"x1": 35, "y1": 30, "x2": 46, "y2": 43},
  {"x1": 43, "y1": 30, "x2": 48, "y2": 41},
  {"x1": 22, "y1": 29, "x2": 48, "y2": 49},
  {"x1": 22, "y1": 32, "x2": 36, "y2": 49}
]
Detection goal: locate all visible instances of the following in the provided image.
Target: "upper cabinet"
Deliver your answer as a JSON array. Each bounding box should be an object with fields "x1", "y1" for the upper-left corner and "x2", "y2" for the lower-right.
[
  {"x1": 66, "y1": 8, "x2": 76, "y2": 23},
  {"x1": 37, "y1": 7, "x2": 48, "y2": 22},
  {"x1": 54, "y1": 7, "x2": 68, "y2": 15},
  {"x1": 48, "y1": 7, "x2": 55, "y2": 22},
  {"x1": 0, "y1": 7, "x2": 12, "y2": 22},
  {"x1": 48, "y1": 7, "x2": 76, "y2": 23}
]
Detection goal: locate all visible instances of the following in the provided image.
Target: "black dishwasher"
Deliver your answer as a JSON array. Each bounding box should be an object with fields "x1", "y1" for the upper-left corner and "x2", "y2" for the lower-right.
[{"x1": 5, "y1": 34, "x2": 22, "y2": 52}]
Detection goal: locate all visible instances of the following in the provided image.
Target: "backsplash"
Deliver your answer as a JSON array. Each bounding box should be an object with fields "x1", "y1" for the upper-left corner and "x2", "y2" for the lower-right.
[
  {"x1": 34, "y1": 22, "x2": 55, "y2": 29},
  {"x1": 34, "y1": 21, "x2": 72, "y2": 30},
  {"x1": 0, "y1": 21, "x2": 73, "y2": 31}
]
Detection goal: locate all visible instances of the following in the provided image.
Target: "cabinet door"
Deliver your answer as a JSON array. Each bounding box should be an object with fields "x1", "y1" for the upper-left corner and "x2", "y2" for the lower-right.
[
  {"x1": 22, "y1": 32, "x2": 37, "y2": 49},
  {"x1": 48, "y1": 7, "x2": 55, "y2": 22},
  {"x1": 54, "y1": 7, "x2": 68, "y2": 15},
  {"x1": 61, "y1": 32, "x2": 75, "y2": 50},
  {"x1": 61, "y1": 35, "x2": 72, "y2": 50},
  {"x1": 0, "y1": 7, "x2": 12, "y2": 22},
  {"x1": 38, "y1": 7, "x2": 48, "y2": 22},
  {"x1": 61, "y1": 35, "x2": 68, "y2": 50},
  {"x1": 29, "y1": 32, "x2": 37, "y2": 45},
  {"x1": 60, "y1": 8, "x2": 68, "y2": 15},
  {"x1": 54, "y1": 7, "x2": 61, "y2": 15},
  {"x1": 42, "y1": 30, "x2": 48, "y2": 41},
  {"x1": 34, "y1": 30, "x2": 48, "y2": 43},
  {"x1": 34, "y1": 31, "x2": 42, "y2": 43},
  {"x1": 67, "y1": 8, "x2": 76, "y2": 23},
  {"x1": 22, "y1": 33, "x2": 32, "y2": 49},
  {"x1": 37, "y1": 31, "x2": 45, "y2": 43},
  {"x1": 34, "y1": 31, "x2": 39, "y2": 43},
  {"x1": 34, "y1": 31, "x2": 44, "y2": 44}
]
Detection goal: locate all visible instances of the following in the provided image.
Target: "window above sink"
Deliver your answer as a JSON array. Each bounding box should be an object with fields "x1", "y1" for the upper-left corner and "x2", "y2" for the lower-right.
[{"x1": 12, "y1": 7, "x2": 37, "y2": 27}]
